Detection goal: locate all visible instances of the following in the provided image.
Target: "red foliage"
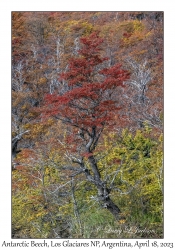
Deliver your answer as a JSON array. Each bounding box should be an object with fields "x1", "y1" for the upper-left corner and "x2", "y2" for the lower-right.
[
  {"x1": 41, "y1": 32, "x2": 130, "y2": 151},
  {"x1": 123, "y1": 32, "x2": 132, "y2": 38},
  {"x1": 81, "y1": 152, "x2": 94, "y2": 158}
]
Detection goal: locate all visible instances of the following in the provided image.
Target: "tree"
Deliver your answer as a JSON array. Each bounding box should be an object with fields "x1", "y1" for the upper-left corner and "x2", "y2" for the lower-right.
[
  {"x1": 12, "y1": 143, "x2": 71, "y2": 238},
  {"x1": 12, "y1": 12, "x2": 163, "y2": 238},
  {"x1": 41, "y1": 32, "x2": 130, "y2": 219}
]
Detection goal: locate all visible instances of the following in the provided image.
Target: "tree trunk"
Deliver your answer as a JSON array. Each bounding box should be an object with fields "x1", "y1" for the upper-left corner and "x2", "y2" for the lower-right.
[
  {"x1": 87, "y1": 155, "x2": 121, "y2": 220},
  {"x1": 100, "y1": 195, "x2": 121, "y2": 220},
  {"x1": 96, "y1": 184, "x2": 121, "y2": 220}
]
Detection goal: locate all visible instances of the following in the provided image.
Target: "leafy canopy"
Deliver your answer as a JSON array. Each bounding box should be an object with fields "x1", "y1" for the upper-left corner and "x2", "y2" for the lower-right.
[{"x1": 42, "y1": 32, "x2": 130, "y2": 135}]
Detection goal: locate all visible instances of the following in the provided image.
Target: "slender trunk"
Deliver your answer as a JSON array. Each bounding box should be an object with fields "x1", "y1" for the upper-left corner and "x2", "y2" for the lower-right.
[
  {"x1": 87, "y1": 155, "x2": 121, "y2": 220},
  {"x1": 71, "y1": 178, "x2": 83, "y2": 236}
]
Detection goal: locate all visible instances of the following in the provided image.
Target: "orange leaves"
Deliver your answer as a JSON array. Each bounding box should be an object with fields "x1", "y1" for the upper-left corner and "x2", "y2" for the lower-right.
[
  {"x1": 38, "y1": 77, "x2": 47, "y2": 85},
  {"x1": 81, "y1": 152, "x2": 94, "y2": 158},
  {"x1": 17, "y1": 148, "x2": 36, "y2": 162},
  {"x1": 121, "y1": 30, "x2": 146, "y2": 48}
]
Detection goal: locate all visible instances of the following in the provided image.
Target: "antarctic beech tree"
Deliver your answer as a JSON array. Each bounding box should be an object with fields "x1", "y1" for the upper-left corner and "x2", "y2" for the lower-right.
[{"x1": 41, "y1": 32, "x2": 130, "y2": 219}]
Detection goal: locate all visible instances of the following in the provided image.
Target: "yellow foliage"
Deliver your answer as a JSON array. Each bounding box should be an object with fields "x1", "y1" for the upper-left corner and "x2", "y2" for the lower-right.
[
  {"x1": 38, "y1": 77, "x2": 47, "y2": 85},
  {"x1": 119, "y1": 219, "x2": 126, "y2": 224},
  {"x1": 132, "y1": 20, "x2": 144, "y2": 32},
  {"x1": 81, "y1": 22, "x2": 93, "y2": 35}
]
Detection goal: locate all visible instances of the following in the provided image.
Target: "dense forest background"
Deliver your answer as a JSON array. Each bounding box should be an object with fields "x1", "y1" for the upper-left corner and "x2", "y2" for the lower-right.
[{"x1": 12, "y1": 11, "x2": 163, "y2": 239}]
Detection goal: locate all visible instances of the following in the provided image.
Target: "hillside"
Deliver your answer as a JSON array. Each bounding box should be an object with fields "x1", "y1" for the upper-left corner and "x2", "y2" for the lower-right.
[{"x1": 12, "y1": 11, "x2": 163, "y2": 239}]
